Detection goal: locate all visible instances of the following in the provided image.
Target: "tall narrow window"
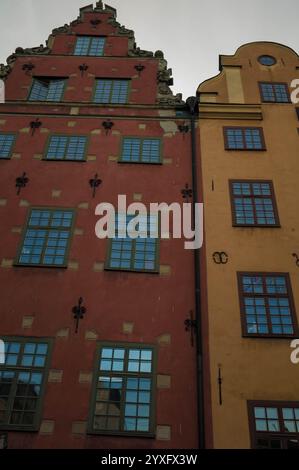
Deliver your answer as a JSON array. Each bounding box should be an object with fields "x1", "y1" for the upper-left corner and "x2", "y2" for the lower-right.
[
  {"x1": 74, "y1": 36, "x2": 105, "y2": 56},
  {"x1": 94, "y1": 79, "x2": 130, "y2": 104},
  {"x1": 238, "y1": 272, "x2": 298, "y2": 337},
  {"x1": 0, "y1": 133, "x2": 15, "y2": 159},
  {"x1": 248, "y1": 401, "x2": 299, "y2": 449},
  {"x1": 106, "y1": 214, "x2": 159, "y2": 273},
  {"x1": 259, "y1": 82, "x2": 290, "y2": 103},
  {"x1": 230, "y1": 180, "x2": 280, "y2": 227},
  {"x1": 120, "y1": 138, "x2": 161, "y2": 163},
  {"x1": 224, "y1": 127, "x2": 265, "y2": 150},
  {"x1": 45, "y1": 136, "x2": 87, "y2": 161},
  {"x1": 29, "y1": 78, "x2": 66, "y2": 102},
  {"x1": 16, "y1": 208, "x2": 75, "y2": 267},
  {"x1": 0, "y1": 337, "x2": 51, "y2": 431},
  {"x1": 89, "y1": 343, "x2": 156, "y2": 436}
]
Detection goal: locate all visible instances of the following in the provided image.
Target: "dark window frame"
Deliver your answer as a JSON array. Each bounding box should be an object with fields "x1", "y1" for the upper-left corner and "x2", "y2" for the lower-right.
[
  {"x1": 118, "y1": 136, "x2": 163, "y2": 165},
  {"x1": 14, "y1": 206, "x2": 76, "y2": 268},
  {"x1": 223, "y1": 127, "x2": 266, "y2": 151},
  {"x1": 0, "y1": 132, "x2": 17, "y2": 160},
  {"x1": 87, "y1": 341, "x2": 157, "y2": 438},
  {"x1": 229, "y1": 179, "x2": 280, "y2": 228},
  {"x1": 0, "y1": 336, "x2": 53, "y2": 432},
  {"x1": 259, "y1": 82, "x2": 291, "y2": 103},
  {"x1": 248, "y1": 400, "x2": 299, "y2": 449},
  {"x1": 43, "y1": 134, "x2": 89, "y2": 162},
  {"x1": 237, "y1": 272, "x2": 298, "y2": 338}
]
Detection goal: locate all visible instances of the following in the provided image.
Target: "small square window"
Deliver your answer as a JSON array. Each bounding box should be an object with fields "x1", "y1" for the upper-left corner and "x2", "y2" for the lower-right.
[{"x1": 106, "y1": 214, "x2": 159, "y2": 273}]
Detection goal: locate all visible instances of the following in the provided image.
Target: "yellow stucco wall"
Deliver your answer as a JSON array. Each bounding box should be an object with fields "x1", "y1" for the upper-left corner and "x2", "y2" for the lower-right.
[{"x1": 198, "y1": 42, "x2": 299, "y2": 448}]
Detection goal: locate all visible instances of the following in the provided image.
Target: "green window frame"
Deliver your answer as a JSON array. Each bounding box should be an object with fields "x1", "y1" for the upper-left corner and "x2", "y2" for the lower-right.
[
  {"x1": 105, "y1": 214, "x2": 159, "y2": 273},
  {"x1": 15, "y1": 207, "x2": 75, "y2": 267},
  {"x1": 0, "y1": 336, "x2": 52, "y2": 431},
  {"x1": 94, "y1": 79, "x2": 130, "y2": 104},
  {"x1": 88, "y1": 342, "x2": 156, "y2": 437},
  {"x1": 74, "y1": 36, "x2": 106, "y2": 56},
  {"x1": 119, "y1": 138, "x2": 162, "y2": 164},
  {"x1": 0, "y1": 133, "x2": 15, "y2": 159},
  {"x1": 28, "y1": 78, "x2": 66, "y2": 102},
  {"x1": 45, "y1": 135, "x2": 88, "y2": 161}
]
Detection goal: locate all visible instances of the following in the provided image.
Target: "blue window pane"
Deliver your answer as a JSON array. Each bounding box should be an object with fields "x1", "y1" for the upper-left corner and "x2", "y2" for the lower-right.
[
  {"x1": 74, "y1": 37, "x2": 105, "y2": 56},
  {"x1": 0, "y1": 133, "x2": 15, "y2": 159},
  {"x1": 94, "y1": 79, "x2": 129, "y2": 104},
  {"x1": 29, "y1": 79, "x2": 65, "y2": 102},
  {"x1": 18, "y1": 209, "x2": 73, "y2": 266}
]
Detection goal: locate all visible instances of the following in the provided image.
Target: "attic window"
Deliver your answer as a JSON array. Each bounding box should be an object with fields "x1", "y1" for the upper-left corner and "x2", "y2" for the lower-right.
[{"x1": 258, "y1": 56, "x2": 276, "y2": 66}]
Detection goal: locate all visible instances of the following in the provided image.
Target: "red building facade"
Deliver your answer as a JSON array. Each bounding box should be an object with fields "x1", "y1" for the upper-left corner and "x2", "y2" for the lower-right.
[{"x1": 0, "y1": 2, "x2": 211, "y2": 449}]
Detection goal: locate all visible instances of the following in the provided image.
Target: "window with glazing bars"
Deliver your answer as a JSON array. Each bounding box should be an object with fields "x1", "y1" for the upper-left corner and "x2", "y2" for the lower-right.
[
  {"x1": 74, "y1": 36, "x2": 105, "y2": 56},
  {"x1": 0, "y1": 337, "x2": 50, "y2": 430},
  {"x1": 248, "y1": 401, "x2": 299, "y2": 449},
  {"x1": 120, "y1": 138, "x2": 161, "y2": 163},
  {"x1": 106, "y1": 214, "x2": 159, "y2": 272},
  {"x1": 224, "y1": 127, "x2": 265, "y2": 150},
  {"x1": 89, "y1": 343, "x2": 155, "y2": 435},
  {"x1": 0, "y1": 133, "x2": 15, "y2": 159},
  {"x1": 29, "y1": 78, "x2": 65, "y2": 102},
  {"x1": 16, "y1": 208, "x2": 74, "y2": 267},
  {"x1": 45, "y1": 136, "x2": 87, "y2": 161},
  {"x1": 94, "y1": 79, "x2": 130, "y2": 104},
  {"x1": 259, "y1": 82, "x2": 290, "y2": 103},
  {"x1": 230, "y1": 180, "x2": 279, "y2": 226},
  {"x1": 238, "y1": 273, "x2": 298, "y2": 337}
]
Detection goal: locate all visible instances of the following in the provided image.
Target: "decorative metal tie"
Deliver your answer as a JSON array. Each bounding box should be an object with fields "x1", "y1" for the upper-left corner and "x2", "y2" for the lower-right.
[
  {"x1": 79, "y1": 63, "x2": 88, "y2": 77},
  {"x1": 102, "y1": 119, "x2": 114, "y2": 135},
  {"x1": 90, "y1": 18, "x2": 101, "y2": 27},
  {"x1": 178, "y1": 124, "x2": 189, "y2": 134},
  {"x1": 184, "y1": 310, "x2": 197, "y2": 347},
  {"x1": 16, "y1": 172, "x2": 29, "y2": 195},
  {"x1": 181, "y1": 183, "x2": 193, "y2": 203},
  {"x1": 30, "y1": 118, "x2": 42, "y2": 136},
  {"x1": 134, "y1": 64, "x2": 145, "y2": 76},
  {"x1": 22, "y1": 63, "x2": 35, "y2": 75},
  {"x1": 72, "y1": 297, "x2": 86, "y2": 334},
  {"x1": 89, "y1": 173, "x2": 102, "y2": 198}
]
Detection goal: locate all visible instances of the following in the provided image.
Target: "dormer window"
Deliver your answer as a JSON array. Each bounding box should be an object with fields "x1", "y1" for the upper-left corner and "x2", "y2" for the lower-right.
[{"x1": 74, "y1": 36, "x2": 106, "y2": 56}]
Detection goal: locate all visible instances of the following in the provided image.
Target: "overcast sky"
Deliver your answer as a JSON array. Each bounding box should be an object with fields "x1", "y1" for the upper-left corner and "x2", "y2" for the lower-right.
[{"x1": 1, "y1": 0, "x2": 299, "y2": 99}]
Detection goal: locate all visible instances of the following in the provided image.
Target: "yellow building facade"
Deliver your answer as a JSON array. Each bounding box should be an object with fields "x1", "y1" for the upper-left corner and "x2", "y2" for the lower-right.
[{"x1": 198, "y1": 42, "x2": 299, "y2": 448}]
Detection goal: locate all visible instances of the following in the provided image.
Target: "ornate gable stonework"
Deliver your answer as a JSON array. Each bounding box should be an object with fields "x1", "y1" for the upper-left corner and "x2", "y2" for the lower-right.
[{"x1": 0, "y1": 2, "x2": 184, "y2": 106}]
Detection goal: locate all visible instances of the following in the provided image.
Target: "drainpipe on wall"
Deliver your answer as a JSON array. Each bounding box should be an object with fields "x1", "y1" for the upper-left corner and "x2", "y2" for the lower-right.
[{"x1": 186, "y1": 96, "x2": 205, "y2": 449}]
